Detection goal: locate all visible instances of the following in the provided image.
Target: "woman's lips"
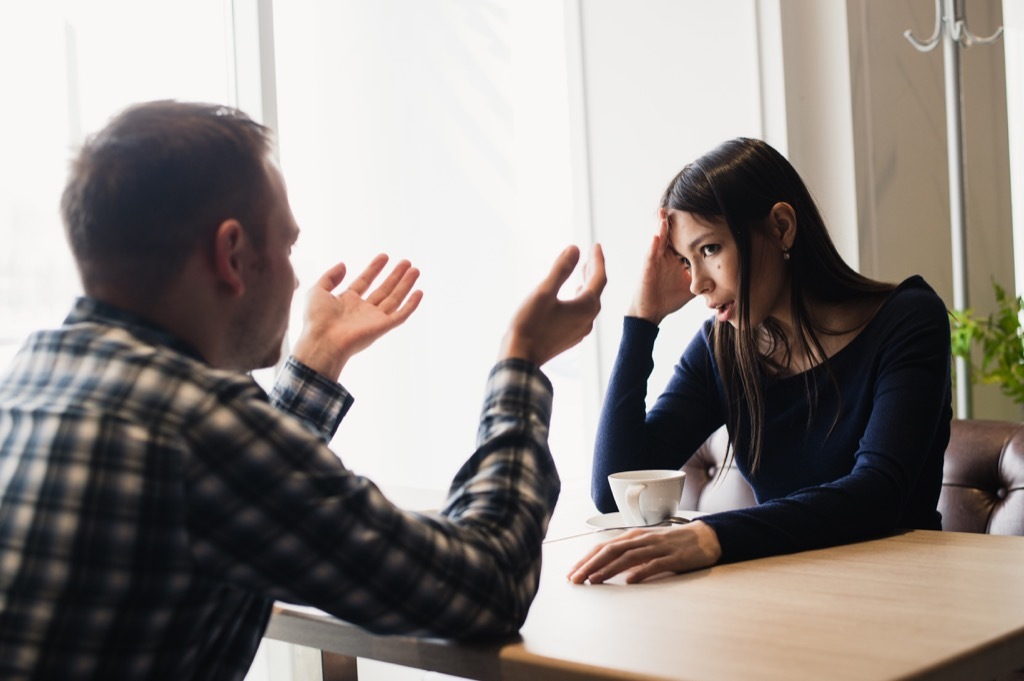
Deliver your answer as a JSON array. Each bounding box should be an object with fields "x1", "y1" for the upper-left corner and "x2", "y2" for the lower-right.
[{"x1": 715, "y1": 302, "x2": 734, "y2": 324}]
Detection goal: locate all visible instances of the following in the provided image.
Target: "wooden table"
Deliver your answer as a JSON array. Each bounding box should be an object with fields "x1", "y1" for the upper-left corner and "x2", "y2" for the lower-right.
[{"x1": 266, "y1": 501, "x2": 1024, "y2": 680}]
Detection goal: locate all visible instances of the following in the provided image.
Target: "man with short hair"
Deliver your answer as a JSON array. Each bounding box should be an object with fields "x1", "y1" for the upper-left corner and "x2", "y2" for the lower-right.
[{"x1": 0, "y1": 100, "x2": 605, "y2": 680}]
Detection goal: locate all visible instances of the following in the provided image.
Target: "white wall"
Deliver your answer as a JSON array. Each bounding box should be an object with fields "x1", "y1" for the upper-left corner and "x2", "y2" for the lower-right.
[
  {"x1": 576, "y1": 0, "x2": 765, "y2": 403},
  {"x1": 777, "y1": 0, "x2": 860, "y2": 269}
]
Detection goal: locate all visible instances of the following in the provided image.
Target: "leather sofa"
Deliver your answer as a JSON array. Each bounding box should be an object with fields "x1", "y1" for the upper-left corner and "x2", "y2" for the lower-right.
[
  {"x1": 680, "y1": 419, "x2": 1024, "y2": 535},
  {"x1": 939, "y1": 419, "x2": 1024, "y2": 535}
]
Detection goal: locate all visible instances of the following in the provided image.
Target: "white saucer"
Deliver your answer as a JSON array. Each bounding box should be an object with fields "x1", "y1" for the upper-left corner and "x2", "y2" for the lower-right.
[
  {"x1": 585, "y1": 511, "x2": 632, "y2": 529},
  {"x1": 585, "y1": 509, "x2": 703, "y2": 529}
]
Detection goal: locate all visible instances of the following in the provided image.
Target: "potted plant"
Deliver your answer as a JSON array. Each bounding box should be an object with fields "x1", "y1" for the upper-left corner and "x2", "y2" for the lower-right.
[{"x1": 949, "y1": 281, "x2": 1024, "y2": 404}]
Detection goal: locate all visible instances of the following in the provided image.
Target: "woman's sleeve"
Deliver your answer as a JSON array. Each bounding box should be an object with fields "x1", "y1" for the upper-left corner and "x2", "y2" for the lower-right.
[
  {"x1": 701, "y1": 290, "x2": 953, "y2": 562},
  {"x1": 592, "y1": 317, "x2": 725, "y2": 511}
]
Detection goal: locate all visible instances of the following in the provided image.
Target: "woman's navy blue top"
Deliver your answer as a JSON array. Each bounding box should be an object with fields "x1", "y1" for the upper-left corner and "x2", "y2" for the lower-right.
[{"x1": 592, "y1": 276, "x2": 953, "y2": 563}]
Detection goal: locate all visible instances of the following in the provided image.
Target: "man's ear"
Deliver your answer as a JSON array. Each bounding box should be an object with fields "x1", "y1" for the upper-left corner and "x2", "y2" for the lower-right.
[
  {"x1": 213, "y1": 219, "x2": 247, "y2": 297},
  {"x1": 768, "y1": 202, "x2": 797, "y2": 250}
]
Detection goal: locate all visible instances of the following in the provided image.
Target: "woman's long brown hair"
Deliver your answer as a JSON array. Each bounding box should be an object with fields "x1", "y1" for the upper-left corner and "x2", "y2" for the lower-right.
[{"x1": 660, "y1": 138, "x2": 894, "y2": 474}]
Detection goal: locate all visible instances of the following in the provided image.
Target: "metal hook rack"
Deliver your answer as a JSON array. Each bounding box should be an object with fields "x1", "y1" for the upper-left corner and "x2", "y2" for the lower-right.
[
  {"x1": 904, "y1": 0, "x2": 1004, "y2": 51},
  {"x1": 904, "y1": 0, "x2": 1004, "y2": 419}
]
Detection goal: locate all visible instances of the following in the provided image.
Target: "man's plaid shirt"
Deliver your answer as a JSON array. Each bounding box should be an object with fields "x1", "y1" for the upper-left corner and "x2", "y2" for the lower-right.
[{"x1": 0, "y1": 297, "x2": 559, "y2": 680}]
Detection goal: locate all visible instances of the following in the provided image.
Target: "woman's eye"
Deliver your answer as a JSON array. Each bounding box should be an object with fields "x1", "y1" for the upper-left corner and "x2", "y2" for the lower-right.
[
  {"x1": 678, "y1": 256, "x2": 691, "y2": 270},
  {"x1": 701, "y1": 244, "x2": 720, "y2": 257}
]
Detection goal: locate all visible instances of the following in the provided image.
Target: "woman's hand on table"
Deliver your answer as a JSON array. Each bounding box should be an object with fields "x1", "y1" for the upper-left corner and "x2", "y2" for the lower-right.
[{"x1": 567, "y1": 520, "x2": 722, "y2": 584}]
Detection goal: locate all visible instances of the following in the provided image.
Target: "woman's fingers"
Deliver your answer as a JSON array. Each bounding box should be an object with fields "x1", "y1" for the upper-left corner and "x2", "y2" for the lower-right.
[
  {"x1": 567, "y1": 525, "x2": 711, "y2": 585},
  {"x1": 567, "y1": 529, "x2": 655, "y2": 584}
]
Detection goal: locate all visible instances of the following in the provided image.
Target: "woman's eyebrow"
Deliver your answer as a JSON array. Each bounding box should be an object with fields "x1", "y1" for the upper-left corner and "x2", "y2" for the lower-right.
[{"x1": 687, "y1": 230, "x2": 716, "y2": 252}]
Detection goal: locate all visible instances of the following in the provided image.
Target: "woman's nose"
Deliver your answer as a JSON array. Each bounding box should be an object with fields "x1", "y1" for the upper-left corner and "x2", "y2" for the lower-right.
[{"x1": 689, "y1": 265, "x2": 710, "y2": 296}]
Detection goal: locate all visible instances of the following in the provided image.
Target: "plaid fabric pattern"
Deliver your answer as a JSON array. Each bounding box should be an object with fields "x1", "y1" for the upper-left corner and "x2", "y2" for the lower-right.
[{"x1": 0, "y1": 297, "x2": 559, "y2": 680}]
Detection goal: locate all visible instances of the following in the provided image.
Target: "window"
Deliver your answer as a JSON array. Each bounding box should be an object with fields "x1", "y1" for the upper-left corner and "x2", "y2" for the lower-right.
[
  {"x1": 272, "y1": 0, "x2": 590, "y2": 491},
  {"x1": 0, "y1": 0, "x2": 237, "y2": 367}
]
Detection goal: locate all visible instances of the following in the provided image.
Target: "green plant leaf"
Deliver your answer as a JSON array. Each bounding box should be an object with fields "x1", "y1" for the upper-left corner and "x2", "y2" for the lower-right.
[{"x1": 949, "y1": 280, "x2": 1024, "y2": 404}]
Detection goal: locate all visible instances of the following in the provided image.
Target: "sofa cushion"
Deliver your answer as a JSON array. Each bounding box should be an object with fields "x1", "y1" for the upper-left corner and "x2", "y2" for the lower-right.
[{"x1": 938, "y1": 419, "x2": 1024, "y2": 535}]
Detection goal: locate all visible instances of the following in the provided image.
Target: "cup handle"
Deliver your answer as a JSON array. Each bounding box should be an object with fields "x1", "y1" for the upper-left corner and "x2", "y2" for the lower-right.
[{"x1": 626, "y1": 482, "x2": 647, "y2": 524}]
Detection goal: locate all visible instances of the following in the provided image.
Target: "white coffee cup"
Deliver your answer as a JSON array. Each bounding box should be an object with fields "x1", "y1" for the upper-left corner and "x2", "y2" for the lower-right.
[{"x1": 607, "y1": 469, "x2": 687, "y2": 526}]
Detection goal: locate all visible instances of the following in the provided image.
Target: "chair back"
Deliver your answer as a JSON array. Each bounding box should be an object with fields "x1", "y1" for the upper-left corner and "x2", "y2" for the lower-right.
[
  {"x1": 939, "y1": 419, "x2": 1024, "y2": 535},
  {"x1": 679, "y1": 427, "x2": 756, "y2": 513}
]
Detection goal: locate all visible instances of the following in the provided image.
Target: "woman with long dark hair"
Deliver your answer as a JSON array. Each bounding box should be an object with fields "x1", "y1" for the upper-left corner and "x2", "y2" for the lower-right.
[{"x1": 569, "y1": 138, "x2": 952, "y2": 584}]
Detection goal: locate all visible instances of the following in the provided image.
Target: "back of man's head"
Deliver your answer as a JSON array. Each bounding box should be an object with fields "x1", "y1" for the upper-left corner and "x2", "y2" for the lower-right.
[{"x1": 61, "y1": 100, "x2": 274, "y2": 303}]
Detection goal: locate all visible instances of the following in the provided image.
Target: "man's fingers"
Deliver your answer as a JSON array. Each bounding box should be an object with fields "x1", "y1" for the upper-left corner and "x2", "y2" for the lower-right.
[
  {"x1": 538, "y1": 245, "x2": 581, "y2": 297},
  {"x1": 378, "y1": 267, "x2": 422, "y2": 313},
  {"x1": 346, "y1": 253, "x2": 390, "y2": 296},
  {"x1": 538, "y1": 243, "x2": 606, "y2": 302},
  {"x1": 317, "y1": 261, "x2": 348, "y2": 291},
  {"x1": 390, "y1": 289, "x2": 424, "y2": 325},
  {"x1": 365, "y1": 260, "x2": 413, "y2": 306},
  {"x1": 582, "y1": 244, "x2": 607, "y2": 297}
]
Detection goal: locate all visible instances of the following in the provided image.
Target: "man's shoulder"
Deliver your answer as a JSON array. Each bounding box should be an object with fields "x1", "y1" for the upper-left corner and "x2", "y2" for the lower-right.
[{"x1": 4, "y1": 320, "x2": 263, "y2": 422}]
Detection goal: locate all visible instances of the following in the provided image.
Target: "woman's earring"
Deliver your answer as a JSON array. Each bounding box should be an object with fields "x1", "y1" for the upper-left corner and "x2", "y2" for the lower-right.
[{"x1": 782, "y1": 247, "x2": 791, "y2": 261}]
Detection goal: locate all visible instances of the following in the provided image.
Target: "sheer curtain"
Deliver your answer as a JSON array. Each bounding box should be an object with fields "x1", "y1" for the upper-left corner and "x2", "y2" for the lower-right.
[
  {"x1": 272, "y1": 0, "x2": 589, "y2": 493},
  {"x1": 0, "y1": 0, "x2": 236, "y2": 367}
]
